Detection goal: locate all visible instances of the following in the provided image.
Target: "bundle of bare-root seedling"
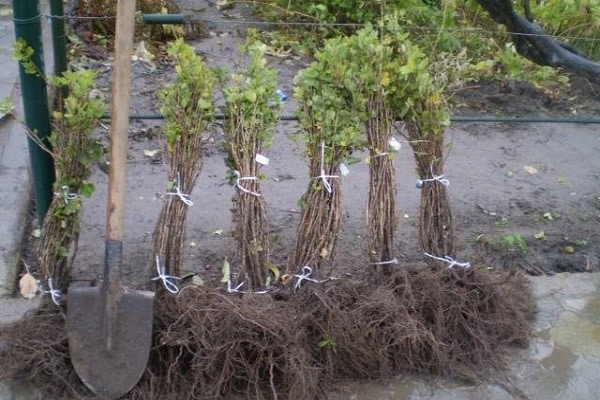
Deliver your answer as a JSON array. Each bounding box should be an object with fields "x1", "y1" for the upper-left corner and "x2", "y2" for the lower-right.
[
  {"x1": 340, "y1": 27, "x2": 401, "y2": 269},
  {"x1": 222, "y1": 41, "x2": 281, "y2": 290},
  {"x1": 365, "y1": 93, "x2": 398, "y2": 269},
  {"x1": 385, "y1": 32, "x2": 457, "y2": 263},
  {"x1": 0, "y1": 266, "x2": 535, "y2": 399},
  {"x1": 36, "y1": 70, "x2": 105, "y2": 292},
  {"x1": 408, "y1": 125, "x2": 455, "y2": 260},
  {"x1": 152, "y1": 39, "x2": 216, "y2": 284},
  {"x1": 287, "y1": 37, "x2": 366, "y2": 274}
]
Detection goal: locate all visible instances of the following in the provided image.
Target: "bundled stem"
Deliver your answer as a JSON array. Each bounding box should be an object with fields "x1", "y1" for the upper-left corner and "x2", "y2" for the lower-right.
[
  {"x1": 37, "y1": 70, "x2": 105, "y2": 291},
  {"x1": 152, "y1": 39, "x2": 215, "y2": 279},
  {"x1": 381, "y1": 21, "x2": 456, "y2": 267},
  {"x1": 366, "y1": 93, "x2": 397, "y2": 268},
  {"x1": 288, "y1": 37, "x2": 365, "y2": 273},
  {"x1": 222, "y1": 41, "x2": 280, "y2": 289},
  {"x1": 322, "y1": 26, "x2": 402, "y2": 272},
  {"x1": 289, "y1": 141, "x2": 343, "y2": 272},
  {"x1": 408, "y1": 128, "x2": 455, "y2": 260}
]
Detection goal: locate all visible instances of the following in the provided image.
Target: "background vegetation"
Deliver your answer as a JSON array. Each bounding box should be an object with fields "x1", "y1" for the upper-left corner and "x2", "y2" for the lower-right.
[{"x1": 255, "y1": 0, "x2": 600, "y2": 87}]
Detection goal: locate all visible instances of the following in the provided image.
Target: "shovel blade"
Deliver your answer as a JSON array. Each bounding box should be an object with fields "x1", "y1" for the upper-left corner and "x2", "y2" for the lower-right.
[{"x1": 67, "y1": 286, "x2": 154, "y2": 400}]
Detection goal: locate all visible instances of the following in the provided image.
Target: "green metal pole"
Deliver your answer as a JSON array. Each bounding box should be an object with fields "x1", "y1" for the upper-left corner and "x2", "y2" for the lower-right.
[
  {"x1": 141, "y1": 13, "x2": 185, "y2": 25},
  {"x1": 49, "y1": 0, "x2": 68, "y2": 78},
  {"x1": 13, "y1": 0, "x2": 56, "y2": 225}
]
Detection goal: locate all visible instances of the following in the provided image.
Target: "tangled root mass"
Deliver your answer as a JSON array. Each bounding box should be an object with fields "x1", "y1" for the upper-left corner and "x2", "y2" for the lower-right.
[{"x1": 0, "y1": 267, "x2": 534, "y2": 399}]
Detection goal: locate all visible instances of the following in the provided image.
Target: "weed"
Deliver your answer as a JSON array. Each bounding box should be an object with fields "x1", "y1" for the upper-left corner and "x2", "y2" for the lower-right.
[
  {"x1": 478, "y1": 232, "x2": 528, "y2": 257},
  {"x1": 495, "y1": 216, "x2": 509, "y2": 227},
  {"x1": 500, "y1": 233, "x2": 528, "y2": 256}
]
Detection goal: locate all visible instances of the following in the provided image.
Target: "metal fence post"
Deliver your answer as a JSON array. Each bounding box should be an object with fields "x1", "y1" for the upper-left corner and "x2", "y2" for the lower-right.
[{"x1": 12, "y1": 0, "x2": 56, "y2": 225}]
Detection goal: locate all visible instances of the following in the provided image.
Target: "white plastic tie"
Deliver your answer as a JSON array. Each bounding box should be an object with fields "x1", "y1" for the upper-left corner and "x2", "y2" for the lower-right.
[
  {"x1": 151, "y1": 254, "x2": 181, "y2": 294},
  {"x1": 371, "y1": 258, "x2": 398, "y2": 265},
  {"x1": 55, "y1": 185, "x2": 80, "y2": 204},
  {"x1": 315, "y1": 141, "x2": 339, "y2": 193},
  {"x1": 227, "y1": 279, "x2": 245, "y2": 293},
  {"x1": 294, "y1": 266, "x2": 320, "y2": 291},
  {"x1": 226, "y1": 279, "x2": 269, "y2": 294},
  {"x1": 234, "y1": 170, "x2": 261, "y2": 197},
  {"x1": 416, "y1": 164, "x2": 450, "y2": 188},
  {"x1": 424, "y1": 252, "x2": 471, "y2": 269},
  {"x1": 41, "y1": 278, "x2": 62, "y2": 306},
  {"x1": 166, "y1": 172, "x2": 194, "y2": 206}
]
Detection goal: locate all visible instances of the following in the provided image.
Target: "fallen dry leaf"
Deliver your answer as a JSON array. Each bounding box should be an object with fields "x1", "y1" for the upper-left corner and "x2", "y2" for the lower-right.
[
  {"x1": 221, "y1": 258, "x2": 231, "y2": 283},
  {"x1": 143, "y1": 149, "x2": 160, "y2": 158},
  {"x1": 19, "y1": 273, "x2": 38, "y2": 299}
]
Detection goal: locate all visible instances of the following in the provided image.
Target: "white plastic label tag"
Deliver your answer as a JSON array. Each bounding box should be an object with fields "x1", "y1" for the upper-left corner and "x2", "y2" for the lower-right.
[
  {"x1": 338, "y1": 162, "x2": 350, "y2": 176},
  {"x1": 389, "y1": 137, "x2": 401, "y2": 152},
  {"x1": 255, "y1": 154, "x2": 270, "y2": 165}
]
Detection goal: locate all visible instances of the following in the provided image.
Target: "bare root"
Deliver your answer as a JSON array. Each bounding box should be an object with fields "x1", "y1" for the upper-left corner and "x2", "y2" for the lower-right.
[{"x1": 1, "y1": 267, "x2": 534, "y2": 399}]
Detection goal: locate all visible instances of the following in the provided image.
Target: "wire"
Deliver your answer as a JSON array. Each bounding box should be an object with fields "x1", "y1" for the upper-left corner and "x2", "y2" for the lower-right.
[
  {"x1": 103, "y1": 113, "x2": 600, "y2": 125},
  {"x1": 38, "y1": 13, "x2": 600, "y2": 43}
]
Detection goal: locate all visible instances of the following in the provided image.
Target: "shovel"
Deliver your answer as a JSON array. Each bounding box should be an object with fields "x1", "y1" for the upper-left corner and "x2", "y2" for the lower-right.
[{"x1": 66, "y1": 1, "x2": 154, "y2": 398}]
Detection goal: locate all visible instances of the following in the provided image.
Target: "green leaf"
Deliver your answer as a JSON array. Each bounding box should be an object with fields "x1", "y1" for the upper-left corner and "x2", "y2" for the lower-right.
[{"x1": 80, "y1": 183, "x2": 95, "y2": 198}]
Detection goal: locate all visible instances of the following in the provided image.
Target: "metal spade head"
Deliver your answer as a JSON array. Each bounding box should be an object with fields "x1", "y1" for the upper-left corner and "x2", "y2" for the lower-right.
[{"x1": 67, "y1": 283, "x2": 154, "y2": 399}]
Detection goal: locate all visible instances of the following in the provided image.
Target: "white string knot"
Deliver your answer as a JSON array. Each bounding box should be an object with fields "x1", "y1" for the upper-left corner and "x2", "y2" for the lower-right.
[
  {"x1": 55, "y1": 185, "x2": 80, "y2": 204},
  {"x1": 227, "y1": 279, "x2": 245, "y2": 293},
  {"x1": 424, "y1": 252, "x2": 470, "y2": 269},
  {"x1": 371, "y1": 258, "x2": 398, "y2": 265},
  {"x1": 151, "y1": 254, "x2": 181, "y2": 294},
  {"x1": 294, "y1": 266, "x2": 320, "y2": 291},
  {"x1": 225, "y1": 279, "x2": 269, "y2": 294},
  {"x1": 166, "y1": 172, "x2": 194, "y2": 206},
  {"x1": 416, "y1": 164, "x2": 450, "y2": 188},
  {"x1": 41, "y1": 278, "x2": 62, "y2": 306},
  {"x1": 234, "y1": 170, "x2": 261, "y2": 197},
  {"x1": 314, "y1": 141, "x2": 339, "y2": 194}
]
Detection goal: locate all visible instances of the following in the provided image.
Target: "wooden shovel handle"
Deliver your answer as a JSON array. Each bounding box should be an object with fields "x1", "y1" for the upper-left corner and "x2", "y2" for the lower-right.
[{"x1": 107, "y1": 0, "x2": 136, "y2": 241}]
